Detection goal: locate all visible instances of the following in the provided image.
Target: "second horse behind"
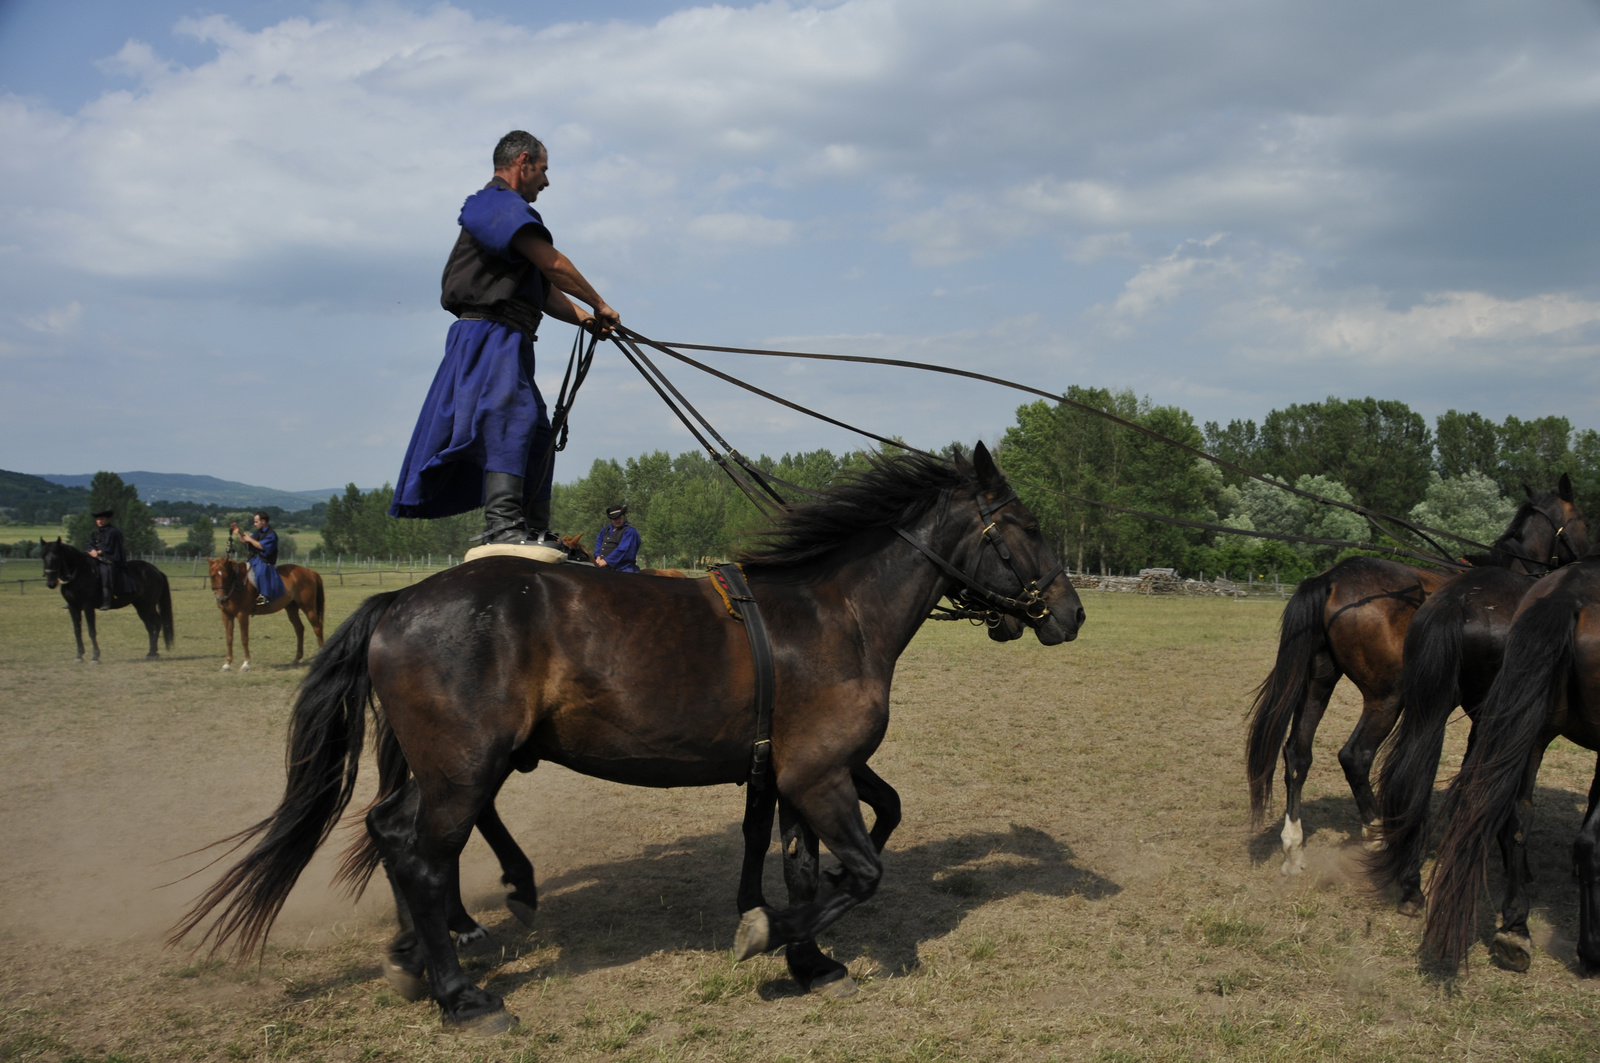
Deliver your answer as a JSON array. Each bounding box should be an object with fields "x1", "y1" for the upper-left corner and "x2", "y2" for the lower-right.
[{"x1": 208, "y1": 557, "x2": 326, "y2": 671}]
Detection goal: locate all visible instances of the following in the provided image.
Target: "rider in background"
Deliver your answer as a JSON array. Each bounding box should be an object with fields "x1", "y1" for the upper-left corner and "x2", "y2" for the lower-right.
[
  {"x1": 232, "y1": 511, "x2": 286, "y2": 606},
  {"x1": 87, "y1": 508, "x2": 125, "y2": 611},
  {"x1": 594, "y1": 505, "x2": 640, "y2": 573}
]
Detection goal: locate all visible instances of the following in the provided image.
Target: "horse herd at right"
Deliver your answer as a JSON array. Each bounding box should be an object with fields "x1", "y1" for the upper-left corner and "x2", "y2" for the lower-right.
[{"x1": 1246, "y1": 473, "x2": 1600, "y2": 977}]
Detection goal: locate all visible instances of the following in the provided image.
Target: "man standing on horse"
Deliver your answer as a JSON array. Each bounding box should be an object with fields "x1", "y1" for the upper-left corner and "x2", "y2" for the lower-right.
[
  {"x1": 594, "y1": 504, "x2": 640, "y2": 572},
  {"x1": 389, "y1": 130, "x2": 621, "y2": 548},
  {"x1": 87, "y1": 509, "x2": 125, "y2": 611},
  {"x1": 232, "y1": 512, "x2": 286, "y2": 606}
]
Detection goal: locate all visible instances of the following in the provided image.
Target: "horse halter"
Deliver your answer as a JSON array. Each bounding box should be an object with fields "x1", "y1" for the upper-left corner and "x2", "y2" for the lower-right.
[
  {"x1": 895, "y1": 487, "x2": 1065, "y2": 626},
  {"x1": 1502, "y1": 503, "x2": 1580, "y2": 572},
  {"x1": 212, "y1": 560, "x2": 242, "y2": 603},
  {"x1": 42, "y1": 547, "x2": 75, "y2": 588}
]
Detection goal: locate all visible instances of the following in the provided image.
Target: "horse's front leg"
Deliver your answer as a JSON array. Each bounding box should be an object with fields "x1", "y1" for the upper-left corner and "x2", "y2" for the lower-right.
[
  {"x1": 735, "y1": 767, "x2": 881, "y2": 976},
  {"x1": 67, "y1": 604, "x2": 86, "y2": 662},
  {"x1": 852, "y1": 764, "x2": 902, "y2": 852},
  {"x1": 770, "y1": 797, "x2": 855, "y2": 997},
  {"x1": 237, "y1": 611, "x2": 251, "y2": 672},
  {"x1": 220, "y1": 610, "x2": 234, "y2": 671},
  {"x1": 84, "y1": 603, "x2": 101, "y2": 663},
  {"x1": 737, "y1": 782, "x2": 778, "y2": 914}
]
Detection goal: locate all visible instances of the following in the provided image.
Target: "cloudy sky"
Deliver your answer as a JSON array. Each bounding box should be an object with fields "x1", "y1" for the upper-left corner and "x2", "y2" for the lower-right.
[{"x1": 3, "y1": 0, "x2": 1599, "y2": 492}]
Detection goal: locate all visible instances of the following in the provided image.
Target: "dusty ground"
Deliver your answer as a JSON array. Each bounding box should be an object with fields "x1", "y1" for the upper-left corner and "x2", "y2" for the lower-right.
[{"x1": 1, "y1": 570, "x2": 1597, "y2": 1062}]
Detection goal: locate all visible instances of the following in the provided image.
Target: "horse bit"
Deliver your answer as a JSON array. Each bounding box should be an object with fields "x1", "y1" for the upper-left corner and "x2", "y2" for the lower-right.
[{"x1": 895, "y1": 488, "x2": 1064, "y2": 628}]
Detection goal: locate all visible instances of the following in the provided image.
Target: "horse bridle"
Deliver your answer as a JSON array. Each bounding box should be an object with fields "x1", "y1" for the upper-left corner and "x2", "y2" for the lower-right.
[
  {"x1": 42, "y1": 547, "x2": 77, "y2": 588},
  {"x1": 212, "y1": 559, "x2": 244, "y2": 603},
  {"x1": 1497, "y1": 502, "x2": 1581, "y2": 572},
  {"x1": 895, "y1": 487, "x2": 1064, "y2": 626}
]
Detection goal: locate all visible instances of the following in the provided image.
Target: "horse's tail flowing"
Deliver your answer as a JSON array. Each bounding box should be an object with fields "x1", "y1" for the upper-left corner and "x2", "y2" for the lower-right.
[
  {"x1": 315, "y1": 571, "x2": 326, "y2": 627},
  {"x1": 1247, "y1": 569, "x2": 1333, "y2": 825},
  {"x1": 1422, "y1": 592, "x2": 1575, "y2": 972},
  {"x1": 159, "y1": 572, "x2": 175, "y2": 650},
  {"x1": 334, "y1": 708, "x2": 409, "y2": 899},
  {"x1": 1367, "y1": 592, "x2": 1463, "y2": 890},
  {"x1": 168, "y1": 590, "x2": 401, "y2": 958}
]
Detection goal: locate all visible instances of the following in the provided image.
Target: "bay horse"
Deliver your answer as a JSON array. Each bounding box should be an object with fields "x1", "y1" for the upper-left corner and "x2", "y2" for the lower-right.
[
  {"x1": 208, "y1": 557, "x2": 327, "y2": 671},
  {"x1": 1246, "y1": 480, "x2": 1584, "y2": 875},
  {"x1": 39, "y1": 538, "x2": 174, "y2": 662},
  {"x1": 1421, "y1": 557, "x2": 1600, "y2": 975},
  {"x1": 171, "y1": 444, "x2": 1084, "y2": 1031},
  {"x1": 1370, "y1": 482, "x2": 1588, "y2": 920}
]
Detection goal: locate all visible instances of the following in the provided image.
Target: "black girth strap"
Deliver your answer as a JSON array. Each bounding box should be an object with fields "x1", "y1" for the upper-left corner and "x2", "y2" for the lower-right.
[{"x1": 713, "y1": 563, "x2": 775, "y2": 787}]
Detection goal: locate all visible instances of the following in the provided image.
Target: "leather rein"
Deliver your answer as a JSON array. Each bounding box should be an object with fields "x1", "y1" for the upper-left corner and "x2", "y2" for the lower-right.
[{"x1": 895, "y1": 487, "x2": 1064, "y2": 628}]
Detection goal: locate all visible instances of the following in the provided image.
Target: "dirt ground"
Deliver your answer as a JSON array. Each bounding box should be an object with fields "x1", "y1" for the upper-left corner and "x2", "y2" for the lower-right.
[{"x1": 1, "y1": 572, "x2": 1597, "y2": 1062}]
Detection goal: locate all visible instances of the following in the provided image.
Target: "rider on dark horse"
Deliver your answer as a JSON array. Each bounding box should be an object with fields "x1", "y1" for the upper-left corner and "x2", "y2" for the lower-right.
[
  {"x1": 232, "y1": 511, "x2": 287, "y2": 606},
  {"x1": 87, "y1": 509, "x2": 125, "y2": 611},
  {"x1": 387, "y1": 129, "x2": 620, "y2": 549}
]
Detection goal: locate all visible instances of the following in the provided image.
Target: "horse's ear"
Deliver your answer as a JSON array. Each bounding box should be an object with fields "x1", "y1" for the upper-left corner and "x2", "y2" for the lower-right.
[
  {"x1": 973, "y1": 441, "x2": 1003, "y2": 489},
  {"x1": 1523, "y1": 483, "x2": 1534, "y2": 499},
  {"x1": 1559, "y1": 472, "x2": 1574, "y2": 502}
]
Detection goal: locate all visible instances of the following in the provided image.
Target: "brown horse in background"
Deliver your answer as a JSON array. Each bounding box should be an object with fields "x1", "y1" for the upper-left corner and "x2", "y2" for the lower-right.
[
  {"x1": 1246, "y1": 482, "x2": 1586, "y2": 875},
  {"x1": 208, "y1": 557, "x2": 326, "y2": 671}
]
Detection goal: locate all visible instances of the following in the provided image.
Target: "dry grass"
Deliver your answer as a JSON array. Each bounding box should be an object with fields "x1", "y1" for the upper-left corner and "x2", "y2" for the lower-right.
[{"x1": 1, "y1": 576, "x2": 1597, "y2": 1061}]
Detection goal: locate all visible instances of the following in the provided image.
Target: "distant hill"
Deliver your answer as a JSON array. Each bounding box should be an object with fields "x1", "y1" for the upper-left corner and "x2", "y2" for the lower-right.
[
  {"x1": 34, "y1": 471, "x2": 346, "y2": 510},
  {"x1": 0, "y1": 469, "x2": 91, "y2": 523}
]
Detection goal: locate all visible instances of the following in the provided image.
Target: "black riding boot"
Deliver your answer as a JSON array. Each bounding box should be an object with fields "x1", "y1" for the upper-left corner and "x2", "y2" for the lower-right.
[
  {"x1": 98, "y1": 568, "x2": 114, "y2": 610},
  {"x1": 473, "y1": 471, "x2": 533, "y2": 545}
]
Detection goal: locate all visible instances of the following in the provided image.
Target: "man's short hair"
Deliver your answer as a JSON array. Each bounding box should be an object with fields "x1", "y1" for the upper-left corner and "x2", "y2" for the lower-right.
[
  {"x1": 254, "y1": 510, "x2": 270, "y2": 524},
  {"x1": 494, "y1": 130, "x2": 546, "y2": 169}
]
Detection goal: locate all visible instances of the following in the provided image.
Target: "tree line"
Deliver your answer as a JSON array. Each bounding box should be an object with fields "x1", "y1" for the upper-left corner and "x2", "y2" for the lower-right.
[{"x1": 11, "y1": 394, "x2": 1598, "y2": 578}]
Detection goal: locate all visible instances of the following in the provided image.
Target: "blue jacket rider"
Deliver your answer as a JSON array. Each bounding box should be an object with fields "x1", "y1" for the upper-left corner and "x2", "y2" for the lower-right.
[
  {"x1": 233, "y1": 512, "x2": 286, "y2": 605},
  {"x1": 594, "y1": 505, "x2": 640, "y2": 573}
]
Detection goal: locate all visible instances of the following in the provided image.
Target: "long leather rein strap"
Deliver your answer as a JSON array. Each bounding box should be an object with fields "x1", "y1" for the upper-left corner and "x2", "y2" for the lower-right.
[{"x1": 713, "y1": 563, "x2": 776, "y2": 788}]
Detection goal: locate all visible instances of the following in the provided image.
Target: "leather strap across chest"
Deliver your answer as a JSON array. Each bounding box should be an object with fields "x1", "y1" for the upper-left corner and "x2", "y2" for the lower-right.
[{"x1": 712, "y1": 563, "x2": 775, "y2": 787}]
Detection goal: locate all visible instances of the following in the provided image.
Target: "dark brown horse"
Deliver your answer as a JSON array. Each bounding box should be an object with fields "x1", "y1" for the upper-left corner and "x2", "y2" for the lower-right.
[
  {"x1": 1370, "y1": 481, "x2": 1589, "y2": 920},
  {"x1": 1421, "y1": 557, "x2": 1600, "y2": 975},
  {"x1": 208, "y1": 557, "x2": 326, "y2": 670},
  {"x1": 40, "y1": 538, "x2": 174, "y2": 662},
  {"x1": 172, "y1": 445, "x2": 1083, "y2": 1032},
  {"x1": 1246, "y1": 481, "x2": 1585, "y2": 875}
]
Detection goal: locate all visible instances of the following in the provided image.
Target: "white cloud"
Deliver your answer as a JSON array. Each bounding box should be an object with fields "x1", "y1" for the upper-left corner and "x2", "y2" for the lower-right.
[{"x1": 686, "y1": 212, "x2": 795, "y2": 245}]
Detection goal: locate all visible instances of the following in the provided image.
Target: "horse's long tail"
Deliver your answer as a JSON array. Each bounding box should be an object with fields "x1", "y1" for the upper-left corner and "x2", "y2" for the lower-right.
[
  {"x1": 168, "y1": 590, "x2": 401, "y2": 958},
  {"x1": 314, "y1": 571, "x2": 326, "y2": 629},
  {"x1": 1422, "y1": 591, "x2": 1575, "y2": 972},
  {"x1": 334, "y1": 709, "x2": 409, "y2": 899},
  {"x1": 1368, "y1": 592, "x2": 1464, "y2": 890},
  {"x1": 159, "y1": 572, "x2": 175, "y2": 650},
  {"x1": 1247, "y1": 569, "x2": 1333, "y2": 825}
]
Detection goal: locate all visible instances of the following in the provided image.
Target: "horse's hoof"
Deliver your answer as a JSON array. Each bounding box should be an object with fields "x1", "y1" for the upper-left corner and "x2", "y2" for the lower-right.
[
  {"x1": 811, "y1": 970, "x2": 858, "y2": 999},
  {"x1": 1396, "y1": 895, "x2": 1424, "y2": 919},
  {"x1": 240, "y1": 661, "x2": 250, "y2": 672},
  {"x1": 1490, "y1": 931, "x2": 1534, "y2": 973},
  {"x1": 455, "y1": 923, "x2": 490, "y2": 948},
  {"x1": 1280, "y1": 851, "x2": 1305, "y2": 876},
  {"x1": 380, "y1": 955, "x2": 429, "y2": 1002},
  {"x1": 221, "y1": 663, "x2": 230, "y2": 672},
  {"x1": 734, "y1": 908, "x2": 772, "y2": 962},
  {"x1": 506, "y1": 896, "x2": 537, "y2": 928},
  {"x1": 449, "y1": 1006, "x2": 516, "y2": 1036},
  {"x1": 90, "y1": 659, "x2": 101, "y2": 666}
]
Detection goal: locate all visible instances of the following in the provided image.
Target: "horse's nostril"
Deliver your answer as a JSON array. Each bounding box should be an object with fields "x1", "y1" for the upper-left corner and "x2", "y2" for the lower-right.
[{"x1": 1075, "y1": 607, "x2": 1086, "y2": 627}]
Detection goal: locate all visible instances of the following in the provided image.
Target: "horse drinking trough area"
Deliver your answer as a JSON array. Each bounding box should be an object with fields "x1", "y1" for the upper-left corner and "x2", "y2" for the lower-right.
[{"x1": 1, "y1": 568, "x2": 1596, "y2": 1061}]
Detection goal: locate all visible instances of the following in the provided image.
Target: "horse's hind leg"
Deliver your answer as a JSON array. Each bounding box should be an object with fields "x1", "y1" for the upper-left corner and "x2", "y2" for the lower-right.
[
  {"x1": 367, "y1": 776, "x2": 513, "y2": 1032},
  {"x1": 68, "y1": 606, "x2": 86, "y2": 663},
  {"x1": 1281, "y1": 657, "x2": 1340, "y2": 874},
  {"x1": 772, "y1": 798, "x2": 855, "y2": 997},
  {"x1": 1573, "y1": 764, "x2": 1600, "y2": 975},
  {"x1": 285, "y1": 604, "x2": 306, "y2": 665},
  {"x1": 474, "y1": 800, "x2": 538, "y2": 928},
  {"x1": 84, "y1": 606, "x2": 101, "y2": 663},
  {"x1": 1490, "y1": 746, "x2": 1548, "y2": 972},
  {"x1": 135, "y1": 601, "x2": 161, "y2": 659},
  {"x1": 1339, "y1": 689, "x2": 1403, "y2": 850}
]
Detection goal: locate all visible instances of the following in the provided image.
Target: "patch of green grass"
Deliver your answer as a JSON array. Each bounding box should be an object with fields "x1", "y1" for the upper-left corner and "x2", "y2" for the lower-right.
[
  {"x1": 967, "y1": 935, "x2": 998, "y2": 961},
  {"x1": 1187, "y1": 908, "x2": 1266, "y2": 949},
  {"x1": 933, "y1": 869, "x2": 985, "y2": 898}
]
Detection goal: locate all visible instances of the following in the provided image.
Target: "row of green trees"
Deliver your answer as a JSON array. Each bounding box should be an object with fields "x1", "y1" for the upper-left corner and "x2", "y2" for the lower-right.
[{"x1": 14, "y1": 394, "x2": 1598, "y2": 577}]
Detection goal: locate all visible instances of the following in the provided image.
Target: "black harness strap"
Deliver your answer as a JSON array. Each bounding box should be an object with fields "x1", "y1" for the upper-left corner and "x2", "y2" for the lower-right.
[{"x1": 713, "y1": 563, "x2": 775, "y2": 787}]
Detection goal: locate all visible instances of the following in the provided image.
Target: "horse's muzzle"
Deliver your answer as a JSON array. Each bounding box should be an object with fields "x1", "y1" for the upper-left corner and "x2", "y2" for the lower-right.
[{"x1": 1033, "y1": 605, "x2": 1085, "y2": 646}]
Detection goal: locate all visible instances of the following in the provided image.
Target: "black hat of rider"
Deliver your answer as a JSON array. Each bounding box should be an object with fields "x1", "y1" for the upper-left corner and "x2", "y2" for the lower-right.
[
  {"x1": 606, "y1": 505, "x2": 627, "y2": 519},
  {"x1": 92, "y1": 509, "x2": 115, "y2": 519}
]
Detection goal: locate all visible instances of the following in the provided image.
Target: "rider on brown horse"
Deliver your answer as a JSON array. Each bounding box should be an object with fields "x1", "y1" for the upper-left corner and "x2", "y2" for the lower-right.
[{"x1": 231, "y1": 512, "x2": 285, "y2": 606}]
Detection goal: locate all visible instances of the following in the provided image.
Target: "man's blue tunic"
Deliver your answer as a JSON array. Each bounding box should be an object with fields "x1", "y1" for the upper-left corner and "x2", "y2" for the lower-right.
[
  {"x1": 595, "y1": 521, "x2": 640, "y2": 573},
  {"x1": 248, "y1": 526, "x2": 287, "y2": 601},
  {"x1": 390, "y1": 179, "x2": 557, "y2": 519}
]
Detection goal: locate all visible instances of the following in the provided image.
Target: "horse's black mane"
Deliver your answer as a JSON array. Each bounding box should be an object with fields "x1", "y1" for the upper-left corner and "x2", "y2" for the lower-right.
[{"x1": 740, "y1": 450, "x2": 975, "y2": 570}]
